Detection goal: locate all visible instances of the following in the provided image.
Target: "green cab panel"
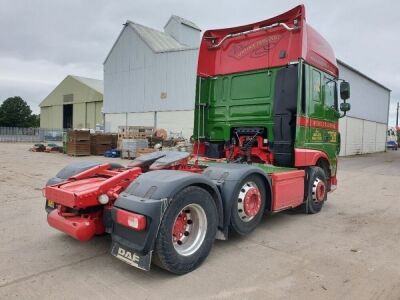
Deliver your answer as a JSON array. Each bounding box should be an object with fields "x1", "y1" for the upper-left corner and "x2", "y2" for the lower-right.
[
  {"x1": 193, "y1": 62, "x2": 340, "y2": 175},
  {"x1": 193, "y1": 68, "x2": 282, "y2": 142}
]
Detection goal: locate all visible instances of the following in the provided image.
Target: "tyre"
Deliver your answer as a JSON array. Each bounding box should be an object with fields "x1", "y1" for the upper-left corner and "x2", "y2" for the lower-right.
[
  {"x1": 230, "y1": 174, "x2": 266, "y2": 236},
  {"x1": 153, "y1": 186, "x2": 218, "y2": 274},
  {"x1": 302, "y1": 166, "x2": 327, "y2": 214}
]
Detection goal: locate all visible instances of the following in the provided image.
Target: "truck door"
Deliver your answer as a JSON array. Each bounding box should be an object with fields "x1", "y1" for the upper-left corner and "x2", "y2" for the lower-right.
[
  {"x1": 323, "y1": 74, "x2": 340, "y2": 154},
  {"x1": 304, "y1": 65, "x2": 339, "y2": 173}
]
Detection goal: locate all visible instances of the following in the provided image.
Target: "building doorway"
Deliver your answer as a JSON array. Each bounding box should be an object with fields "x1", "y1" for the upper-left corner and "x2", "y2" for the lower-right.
[{"x1": 63, "y1": 104, "x2": 73, "y2": 129}]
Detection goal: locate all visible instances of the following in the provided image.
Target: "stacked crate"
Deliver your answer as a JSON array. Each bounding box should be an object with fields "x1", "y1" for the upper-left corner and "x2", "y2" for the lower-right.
[
  {"x1": 117, "y1": 126, "x2": 154, "y2": 149},
  {"x1": 90, "y1": 133, "x2": 117, "y2": 155},
  {"x1": 67, "y1": 130, "x2": 91, "y2": 156},
  {"x1": 120, "y1": 139, "x2": 149, "y2": 159}
]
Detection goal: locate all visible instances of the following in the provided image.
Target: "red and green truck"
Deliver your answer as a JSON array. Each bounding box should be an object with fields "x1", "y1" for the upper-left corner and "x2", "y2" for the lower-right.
[{"x1": 43, "y1": 5, "x2": 350, "y2": 274}]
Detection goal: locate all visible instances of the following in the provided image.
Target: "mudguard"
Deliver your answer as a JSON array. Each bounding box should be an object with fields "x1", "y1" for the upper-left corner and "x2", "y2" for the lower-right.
[
  {"x1": 202, "y1": 163, "x2": 272, "y2": 237},
  {"x1": 111, "y1": 170, "x2": 223, "y2": 257}
]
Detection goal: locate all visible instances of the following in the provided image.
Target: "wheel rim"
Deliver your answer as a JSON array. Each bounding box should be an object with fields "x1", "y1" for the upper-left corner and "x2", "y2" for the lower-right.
[
  {"x1": 237, "y1": 181, "x2": 262, "y2": 222},
  {"x1": 312, "y1": 178, "x2": 326, "y2": 203},
  {"x1": 172, "y1": 204, "x2": 207, "y2": 256}
]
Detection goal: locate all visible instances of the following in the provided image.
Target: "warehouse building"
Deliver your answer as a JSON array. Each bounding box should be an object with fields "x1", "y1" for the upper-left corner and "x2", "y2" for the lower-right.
[
  {"x1": 103, "y1": 15, "x2": 200, "y2": 138},
  {"x1": 40, "y1": 75, "x2": 103, "y2": 129},
  {"x1": 337, "y1": 60, "x2": 391, "y2": 155}
]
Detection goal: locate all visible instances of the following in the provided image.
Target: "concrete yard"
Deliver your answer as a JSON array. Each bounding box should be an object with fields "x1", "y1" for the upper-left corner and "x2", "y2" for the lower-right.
[{"x1": 0, "y1": 143, "x2": 399, "y2": 299}]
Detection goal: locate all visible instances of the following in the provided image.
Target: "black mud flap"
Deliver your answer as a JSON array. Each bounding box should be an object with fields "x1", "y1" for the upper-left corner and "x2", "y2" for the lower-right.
[{"x1": 111, "y1": 241, "x2": 152, "y2": 271}]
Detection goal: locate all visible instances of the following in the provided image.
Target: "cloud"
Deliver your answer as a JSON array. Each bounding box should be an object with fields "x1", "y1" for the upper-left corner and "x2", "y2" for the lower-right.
[{"x1": 0, "y1": 0, "x2": 399, "y2": 124}]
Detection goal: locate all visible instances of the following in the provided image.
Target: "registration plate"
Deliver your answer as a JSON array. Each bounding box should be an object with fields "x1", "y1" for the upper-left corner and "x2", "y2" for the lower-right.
[{"x1": 111, "y1": 242, "x2": 152, "y2": 271}]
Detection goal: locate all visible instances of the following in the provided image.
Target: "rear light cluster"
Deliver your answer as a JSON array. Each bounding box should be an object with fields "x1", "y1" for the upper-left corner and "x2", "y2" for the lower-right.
[{"x1": 116, "y1": 209, "x2": 146, "y2": 231}]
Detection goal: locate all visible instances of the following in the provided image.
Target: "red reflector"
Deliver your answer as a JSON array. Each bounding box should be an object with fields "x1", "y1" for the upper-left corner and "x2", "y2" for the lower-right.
[{"x1": 116, "y1": 209, "x2": 146, "y2": 231}]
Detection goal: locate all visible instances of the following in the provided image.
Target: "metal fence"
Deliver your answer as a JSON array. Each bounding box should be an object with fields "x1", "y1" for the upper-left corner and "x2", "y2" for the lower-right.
[{"x1": 0, "y1": 127, "x2": 65, "y2": 143}]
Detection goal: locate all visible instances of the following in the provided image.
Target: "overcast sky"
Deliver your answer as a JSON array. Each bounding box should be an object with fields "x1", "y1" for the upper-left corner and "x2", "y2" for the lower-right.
[{"x1": 0, "y1": 0, "x2": 399, "y2": 125}]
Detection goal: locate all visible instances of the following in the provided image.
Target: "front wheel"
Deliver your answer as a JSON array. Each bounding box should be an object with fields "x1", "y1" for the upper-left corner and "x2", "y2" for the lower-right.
[
  {"x1": 153, "y1": 186, "x2": 218, "y2": 274},
  {"x1": 302, "y1": 166, "x2": 327, "y2": 214}
]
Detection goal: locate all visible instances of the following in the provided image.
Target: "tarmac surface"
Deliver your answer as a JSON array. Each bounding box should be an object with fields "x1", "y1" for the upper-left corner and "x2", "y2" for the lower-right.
[{"x1": 1, "y1": 143, "x2": 400, "y2": 299}]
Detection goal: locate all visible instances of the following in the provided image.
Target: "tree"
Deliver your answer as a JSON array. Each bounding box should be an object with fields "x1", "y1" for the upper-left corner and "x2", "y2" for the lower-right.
[{"x1": 0, "y1": 96, "x2": 39, "y2": 127}]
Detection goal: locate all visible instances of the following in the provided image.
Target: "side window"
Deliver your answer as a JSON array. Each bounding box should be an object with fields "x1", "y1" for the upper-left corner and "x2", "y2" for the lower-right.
[
  {"x1": 325, "y1": 79, "x2": 337, "y2": 110},
  {"x1": 312, "y1": 70, "x2": 321, "y2": 102}
]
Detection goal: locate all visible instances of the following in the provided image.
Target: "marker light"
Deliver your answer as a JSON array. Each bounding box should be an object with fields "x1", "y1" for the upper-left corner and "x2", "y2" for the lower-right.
[{"x1": 98, "y1": 194, "x2": 110, "y2": 205}]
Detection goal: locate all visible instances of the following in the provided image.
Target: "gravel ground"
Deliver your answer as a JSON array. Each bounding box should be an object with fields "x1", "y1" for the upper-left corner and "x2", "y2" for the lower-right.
[{"x1": 0, "y1": 143, "x2": 399, "y2": 300}]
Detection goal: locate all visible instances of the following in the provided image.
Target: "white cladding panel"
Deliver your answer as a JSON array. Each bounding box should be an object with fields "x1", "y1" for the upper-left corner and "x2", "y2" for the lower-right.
[
  {"x1": 104, "y1": 113, "x2": 127, "y2": 132},
  {"x1": 104, "y1": 111, "x2": 194, "y2": 139},
  {"x1": 375, "y1": 123, "x2": 387, "y2": 152},
  {"x1": 104, "y1": 26, "x2": 197, "y2": 114},
  {"x1": 164, "y1": 18, "x2": 200, "y2": 48},
  {"x1": 338, "y1": 62, "x2": 390, "y2": 124},
  {"x1": 338, "y1": 116, "x2": 387, "y2": 156},
  {"x1": 344, "y1": 117, "x2": 364, "y2": 155},
  {"x1": 127, "y1": 112, "x2": 154, "y2": 127},
  {"x1": 157, "y1": 111, "x2": 194, "y2": 139},
  {"x1": 362, "y1": 120, "x2": 377, "y2": 153},
  {"x1": 338, "y1": 117, "x2": 347, "y2": 156}
]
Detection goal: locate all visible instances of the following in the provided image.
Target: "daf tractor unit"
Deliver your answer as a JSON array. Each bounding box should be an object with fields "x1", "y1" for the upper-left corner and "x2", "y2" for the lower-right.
[{"x1": 43, "y1": 5, "x2": 350, "y2": 274}]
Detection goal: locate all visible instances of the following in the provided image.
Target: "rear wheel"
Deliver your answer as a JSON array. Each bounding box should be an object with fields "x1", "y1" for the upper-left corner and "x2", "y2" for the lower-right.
[
  {"x1": 153, "y1": 186, "x2": 217, "y2": 274},
  {"x1": 302, "y1": 166, "x2": 327, "y2": 214},
  {"x1": 230, "y1": 175, "x2": 266, "y2": 235}
]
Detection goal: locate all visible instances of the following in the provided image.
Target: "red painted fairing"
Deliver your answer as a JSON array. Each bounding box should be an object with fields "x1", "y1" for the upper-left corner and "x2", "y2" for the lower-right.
[
  {"x1": 197, "y1": 5, "x2": 338, "y2": 77},
  {"x1": 330, "y1": 176, "x2": 337, "y2": 192},
  {"x1": 294, "y1": 148, "x2": 329, "y2": 167},
  {"x1": 271, "y1": 170, "x2": 305, "y2": 211}
]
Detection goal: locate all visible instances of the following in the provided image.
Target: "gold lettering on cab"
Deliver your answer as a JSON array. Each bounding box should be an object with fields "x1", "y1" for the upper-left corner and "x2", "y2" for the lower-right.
[{"x1": 228, "y1": 35, "x2": 282, "y2": 60}]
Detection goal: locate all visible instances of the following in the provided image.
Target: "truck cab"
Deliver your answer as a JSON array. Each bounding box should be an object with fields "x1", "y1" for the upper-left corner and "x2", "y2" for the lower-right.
[{"x1": 193, "y1": 5, "x2": 350, "y2": 191}]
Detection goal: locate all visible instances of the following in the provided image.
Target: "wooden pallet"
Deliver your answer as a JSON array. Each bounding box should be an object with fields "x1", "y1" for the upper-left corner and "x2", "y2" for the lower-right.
[
  {"x1": 67, "y1": 141, "x2": 91, "y2": 156},
  {"x1": 90, "y1": 133, "x2": 117, "y2": 155}
]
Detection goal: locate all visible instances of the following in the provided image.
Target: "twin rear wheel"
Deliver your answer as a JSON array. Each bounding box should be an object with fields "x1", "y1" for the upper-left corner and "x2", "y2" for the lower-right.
[
  {"x1": 230, "y1": 175, "x2": 266, "y2": 235},
  {"x1": 154, "y1": 168, "x2": 327, "y2": 274},
  {"x1": 153, "y1": 177, "x2": 266, "y2": 274},
  {"x1": 153, "y1": 186, "x2": 217, "y2": 274}
]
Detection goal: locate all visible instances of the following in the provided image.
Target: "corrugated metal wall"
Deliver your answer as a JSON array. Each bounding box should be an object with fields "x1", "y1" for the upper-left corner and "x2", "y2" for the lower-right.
[
  {"x1": 104, "y1": 26, "x2": 198, "y2": 114},
  {"x1": 40, "y1": 106, "x2": 63, "y2": 128},
  {"x1": 338, "y1": 62, "x2": 390, "y2": 124},
  {"x1": 164, "y1": 18, "x2": 200, "y2": 48},
  {"x1": 339, "y1": 116, "x2": 387, "y2": 156},
  {"x1": 337, "y1": 62, "x2": 390, "y2": 155}
]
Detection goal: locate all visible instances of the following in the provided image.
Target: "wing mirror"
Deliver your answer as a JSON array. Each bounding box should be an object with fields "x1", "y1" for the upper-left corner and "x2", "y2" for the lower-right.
[
  {"x1": 340, "y1": 81, "x2": 350, "y2": 100},
  {"x1": 340, "y1": 102, "x2": 351, "y2": 112}
]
